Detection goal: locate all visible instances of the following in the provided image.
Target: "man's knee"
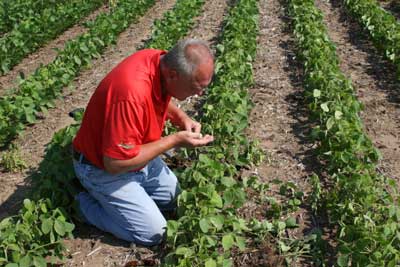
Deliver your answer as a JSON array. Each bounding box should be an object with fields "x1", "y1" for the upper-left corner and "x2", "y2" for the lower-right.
[{"x1": 128, "y1": 215, "x2": 167, "y2": 246}]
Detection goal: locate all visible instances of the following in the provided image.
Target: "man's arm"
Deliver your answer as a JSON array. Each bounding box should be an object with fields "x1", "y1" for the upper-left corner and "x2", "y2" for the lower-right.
[
  {"x1": 103, "y1": 131, "x2": 213, "y2": 175},
  {"x1": 167, "y1": 102, "x2": 201, "y2": 133}
]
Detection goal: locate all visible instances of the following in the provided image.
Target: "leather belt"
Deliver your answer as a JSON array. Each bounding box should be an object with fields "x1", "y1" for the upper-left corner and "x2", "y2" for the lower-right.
[{"x1": 72, "y1": 148, "x2": 94, "y2": 166}]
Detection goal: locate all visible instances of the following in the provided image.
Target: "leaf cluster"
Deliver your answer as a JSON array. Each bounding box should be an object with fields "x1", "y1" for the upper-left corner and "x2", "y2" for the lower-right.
[
  {"x1": 344, "y1": 0, "x2": 400, "y2": 78},
  {"x1": 0, "y1": 0, "x2": 104, "y2": 74},
  {"x1": 0, "y1": 199, "x2": 74, "y2": 266},
  {"x1": 0, "y1": 0, "x2": 63, "y2": 35},
  {"x1": 146, "y1": 0, "x2": 205, "y2": 50}
]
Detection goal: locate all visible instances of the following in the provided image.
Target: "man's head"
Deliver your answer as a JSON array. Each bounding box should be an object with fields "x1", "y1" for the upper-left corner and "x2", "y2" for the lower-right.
[{"x1": 160, "y1": 39, "x2": 214, "y2": 101}]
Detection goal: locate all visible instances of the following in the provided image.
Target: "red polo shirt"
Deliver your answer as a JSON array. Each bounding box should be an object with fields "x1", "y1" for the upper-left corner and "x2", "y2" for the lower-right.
[{"x1": 73, "y1": 49, "x2": 171, "y2": 170}]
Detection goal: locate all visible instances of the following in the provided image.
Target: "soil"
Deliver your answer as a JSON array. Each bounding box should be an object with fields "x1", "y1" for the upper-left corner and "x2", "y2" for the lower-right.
[
  {"x1": 315, "y1": 0, "x2": 400, "y2": 185},
  {"x1": 0, "y1": 4, "x2": 109, "y2": 95}
]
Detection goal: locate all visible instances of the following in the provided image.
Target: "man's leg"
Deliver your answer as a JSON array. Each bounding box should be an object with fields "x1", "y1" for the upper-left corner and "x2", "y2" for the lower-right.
[
  {"x1": 73, "y1": 160, "x2": 167, "y2": 246},
  {"x1": 141, "y1": 156, "x2": 181, "y2": 211}
]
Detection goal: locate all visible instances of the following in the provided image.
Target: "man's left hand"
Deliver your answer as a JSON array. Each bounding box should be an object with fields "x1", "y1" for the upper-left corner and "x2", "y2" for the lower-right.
[{"x1": 181, "y1": 117, "x2": 201, "y2": 133}]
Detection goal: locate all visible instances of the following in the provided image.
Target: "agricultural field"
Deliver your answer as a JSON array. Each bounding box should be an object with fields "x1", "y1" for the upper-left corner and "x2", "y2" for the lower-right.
[{"x1": 0, "y1": 0, "x2": 399, "y2": 266}]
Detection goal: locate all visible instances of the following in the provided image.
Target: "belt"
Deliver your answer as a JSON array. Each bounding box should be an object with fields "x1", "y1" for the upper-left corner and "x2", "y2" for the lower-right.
[{"x1": 72, "y1": 148, "x2": 94, "y2": 166}]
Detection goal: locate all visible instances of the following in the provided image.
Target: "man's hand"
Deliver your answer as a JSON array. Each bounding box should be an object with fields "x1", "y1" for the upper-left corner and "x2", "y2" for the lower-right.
[
  {"x1": 175, "y1": 131, "x2": 214, "y2": 147},
  {"x1": 181, "y1": 116, "x2": 201, "y2": 133}
]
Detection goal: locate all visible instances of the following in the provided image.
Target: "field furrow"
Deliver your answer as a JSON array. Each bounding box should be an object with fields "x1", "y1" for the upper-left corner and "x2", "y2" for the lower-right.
[{"x1": 248, "y1": 0, "x2": 315, "y2": 265}]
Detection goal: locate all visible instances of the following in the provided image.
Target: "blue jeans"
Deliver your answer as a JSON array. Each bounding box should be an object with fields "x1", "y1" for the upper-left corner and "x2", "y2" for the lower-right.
[{"x1": 73, "y1": 156, "x2": 180, "y2": 246}]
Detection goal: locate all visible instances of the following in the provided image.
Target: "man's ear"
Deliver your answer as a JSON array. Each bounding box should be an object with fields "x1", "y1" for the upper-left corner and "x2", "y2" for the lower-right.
[{"x1": 168, "y1": 69, "x2": 178, "y2": 81}]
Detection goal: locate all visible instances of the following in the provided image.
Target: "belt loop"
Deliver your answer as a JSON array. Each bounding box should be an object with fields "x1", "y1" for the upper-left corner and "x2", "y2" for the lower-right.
[{"x1": 79, "y1": 153, "x2": 84, "y2": 164}]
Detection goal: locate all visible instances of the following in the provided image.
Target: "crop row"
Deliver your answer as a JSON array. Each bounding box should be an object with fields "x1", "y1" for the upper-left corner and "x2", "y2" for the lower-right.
[
  {"x1": 344, "y1": 0, "x2": 400, "y2": 78},
  {"x1": 163, "y1": 0, "x2": 261, "y2": 264},
  {"x1": 162, "y1": 0, "x2": 311, "y2": 265},
  {"x1": 0, "y1": 0, "x2": 65, "y2": 35},
  {"x1": 0, "y1": 0, "x2": 104, "y2": 74},
  {"x1": 0, "y1": 0, "x2": 207, "y2": 265},
  {"x1": 288, "y1": 0, "x2": 400, "y2": 266},
  {"x1": 0, "y1": 0, "x2": 156, "y2": 149}
]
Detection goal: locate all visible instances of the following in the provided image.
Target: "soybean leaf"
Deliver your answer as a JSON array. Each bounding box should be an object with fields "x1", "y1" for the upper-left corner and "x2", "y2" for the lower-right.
[{"x1": 222, "y1": 234, "x2": 235, "y2": 251}]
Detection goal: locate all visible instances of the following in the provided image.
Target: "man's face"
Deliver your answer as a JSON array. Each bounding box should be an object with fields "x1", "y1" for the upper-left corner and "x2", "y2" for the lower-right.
[{"x1": 170, "y1": 60, "x2": 214, "y2": 101}]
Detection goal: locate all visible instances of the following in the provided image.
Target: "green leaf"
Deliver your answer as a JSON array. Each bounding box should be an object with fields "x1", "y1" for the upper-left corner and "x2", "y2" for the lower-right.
[
  {"x1": 320, "y1": 103, "x2": 329, "y2": 112},
  {"x1": 209, "y1": 215, "x2": 224, "y2": 230},
  {"x1": 326, "y1": 117, "x2": 334, "y2": 130},
  {"x1": 175, "y1": 247, "x2": 193, "y2": 256},
  {"x1": 19, "y1": 255, "x2": 32, "y2": 267},
  {"x1": 205, "y1": 258, "x2": 217, "y2": 267},
  {"x1": 41, "y1": 218, "x2": 53, "y2": 234},
  {"x1": 223, "y1": 259, "x2": 233, "y2": 267},
  {"x1": 334, "y1": 110, "x2": 343, "y2": 119},
  {"x1": 25, "y1": 113, "x2": 36, "y2": 124},
  {"x1": 285, "y1": 217, "x2": 298, "y2": 228},
  {"x1": 23, "y1": 199, "x2": 33, "y2": 211},
  {"x1": 210, "y1": 191, "x2": 223, "y2": 208},
  {"x1": 222, "y1": 234, "x2": 235, "y2": 251},
  {"x1": 167, "y1": 220, "x2": 179, "y2": 237},
  {"x1": 221, "y1": 176, "x2": 237, "y2": 187},
  {"x1": 278, "y1": 241, "x2": 291, "y2": 252},
  {"x1": 63, "y1": 221, "x2": 75, "y2": 232},
  {"x1": 337, "y1": 254, "x2": 349, "y2": 267},
  {"x1": 74, "y1": 55, "x2": 82, "y2": 65},
  {"x1": 313, "y1": 89, "x2": 321, "y2": 98},
  {"x1": 33, "y1": 256, "x2": 46, "y2": 267},
  {"x1": 54, "y1": 219, "x2": 65, "y2": 236},
  {"x1": 235, "y1": 235, "x2": 246, "y2": 251},
  {"x1": 199, "y1": 218, "x2": 210, "y2": 233},
  {"x1": 0, "y1": 217, "x2": 12, "y2": 230},
  {"x1": 5, "y1": 263, "x2": 19, "y2": 267},
  {"x1": 11, "y1": 251, "x2": 20, "y2": 263},
  {"x1": 277, "y1": 221, "x2": 286, "y2": 231}
]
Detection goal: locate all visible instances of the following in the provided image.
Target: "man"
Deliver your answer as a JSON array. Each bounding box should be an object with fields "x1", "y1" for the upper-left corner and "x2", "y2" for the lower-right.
[{"x1": 72, "y1": 39, "x2": 214, "y2": 246}]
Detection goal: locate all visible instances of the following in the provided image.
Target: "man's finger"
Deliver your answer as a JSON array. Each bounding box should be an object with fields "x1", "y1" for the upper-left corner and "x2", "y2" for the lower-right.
[
  {"x1": 187, "y1": 131, "x2": 202, "y2": 139},
  {"x1": 193, "y1": 122, "x2": 201, "y2": 133}
]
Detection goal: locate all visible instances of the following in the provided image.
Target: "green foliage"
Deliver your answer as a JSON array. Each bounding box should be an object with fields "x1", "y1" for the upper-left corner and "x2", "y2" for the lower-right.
[
  {"x1": 288, "y1": 0, "x2": 400, "y2": 265},
  {"x1": 0, "y1": 144, "x2": 27, "y2": 172},
  {"x1": 0, "y1": 0, "x2": 64, "y2": 35},
  {"x1": 0, "y1": 0, "x2": 104, "y2": 74},
  {"x1": 0, "y1": 198, "x2": 74, "y2": 266},
  {"x1": 0, "y1": 0, "x2": 155, "y2": 148},
  {"x1": 344, "y1": 0, "x2": 400, "y2": 78},
  {"x1": 146, "y1": 0, "x2": 205, "y2": 49}
]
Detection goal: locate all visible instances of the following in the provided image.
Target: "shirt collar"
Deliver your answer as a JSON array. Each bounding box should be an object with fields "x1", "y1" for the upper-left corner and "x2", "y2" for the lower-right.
[{"x1": 153, "y1": 50, "x2": 169, "y2": 103}]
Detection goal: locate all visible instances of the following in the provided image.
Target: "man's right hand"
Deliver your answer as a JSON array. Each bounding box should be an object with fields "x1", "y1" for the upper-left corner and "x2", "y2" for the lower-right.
[{"x1": 175, "y1": 131, "x2": 214, "y2": 147}]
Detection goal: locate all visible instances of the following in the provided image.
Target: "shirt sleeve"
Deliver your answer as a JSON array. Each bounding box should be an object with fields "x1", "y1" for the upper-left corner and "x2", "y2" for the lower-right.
[{"x1": 102, "y1": 100, "x2": 146, "y2": 160}]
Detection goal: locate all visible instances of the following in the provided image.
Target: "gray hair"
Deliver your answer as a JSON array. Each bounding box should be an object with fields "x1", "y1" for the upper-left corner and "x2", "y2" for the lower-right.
[{"x1": 163, "y1": 39, "x2": 213, "y2": 77}]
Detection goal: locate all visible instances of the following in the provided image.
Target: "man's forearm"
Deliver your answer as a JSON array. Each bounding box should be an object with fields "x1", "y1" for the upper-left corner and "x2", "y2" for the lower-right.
[{"x1": 103, "y1": 134, "x2": 179, "y2": 175}]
